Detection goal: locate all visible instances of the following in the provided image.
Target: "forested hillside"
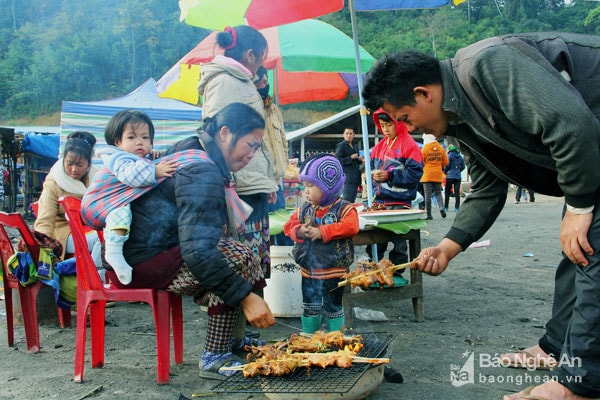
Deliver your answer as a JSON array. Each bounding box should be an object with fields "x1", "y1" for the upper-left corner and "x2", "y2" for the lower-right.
[{"x1": 0, "y1": 0, "x2": 598, "y2": 122}]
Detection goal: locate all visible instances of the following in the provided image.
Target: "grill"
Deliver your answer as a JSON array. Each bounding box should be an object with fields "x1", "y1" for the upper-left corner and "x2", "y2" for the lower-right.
[{"x1": 210, "y1": 332, "x2": 395, "y2": 395}]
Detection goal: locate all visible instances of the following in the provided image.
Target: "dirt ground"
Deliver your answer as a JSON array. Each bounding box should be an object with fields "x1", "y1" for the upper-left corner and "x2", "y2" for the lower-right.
[{"x1": 0, "y1": 190, "x2": 566, "y2": 400}]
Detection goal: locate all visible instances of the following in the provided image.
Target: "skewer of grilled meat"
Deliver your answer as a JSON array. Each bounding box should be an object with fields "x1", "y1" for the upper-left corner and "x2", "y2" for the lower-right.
[
  {"x1": 339, "y1": 259, "x2": 410, "y2": 289},
  {"x1": 235, "y1": 350, "x2": 388, "y2": 378}
]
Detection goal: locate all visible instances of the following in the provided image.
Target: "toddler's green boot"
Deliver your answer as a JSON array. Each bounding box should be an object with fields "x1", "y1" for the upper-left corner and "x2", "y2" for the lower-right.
[
  {"x1": 301, "y1": 316, "x2": 322, "y2": 334},
  {"x1": 326, "y1": 316, "x2": 345, "y2": 332}
]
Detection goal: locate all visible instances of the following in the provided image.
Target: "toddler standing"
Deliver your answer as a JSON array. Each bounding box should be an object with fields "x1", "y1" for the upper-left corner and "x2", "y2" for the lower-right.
[{"x1": 284, "y1": 155, "x2": 359, "y2": 333}]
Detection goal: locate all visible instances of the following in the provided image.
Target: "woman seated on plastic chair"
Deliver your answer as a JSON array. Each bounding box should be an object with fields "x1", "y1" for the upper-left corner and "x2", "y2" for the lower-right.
[
  {"x1": 81, "y1": 103, "x2": 275, "y2": 380},
  {"x1": 33, "y1": 131, "x2": 104, "y2": 279}
]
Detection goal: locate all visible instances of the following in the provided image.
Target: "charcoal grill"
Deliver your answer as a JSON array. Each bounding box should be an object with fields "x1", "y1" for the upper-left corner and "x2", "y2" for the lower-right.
[{"x1": 210, "y1": 332, "x2": 395, "y2": 398}]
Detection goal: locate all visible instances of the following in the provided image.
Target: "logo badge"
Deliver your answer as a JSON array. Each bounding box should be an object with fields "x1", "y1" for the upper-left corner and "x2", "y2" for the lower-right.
[{"x1": 450, "y1": 350, "x2": 474, "y2": 387}]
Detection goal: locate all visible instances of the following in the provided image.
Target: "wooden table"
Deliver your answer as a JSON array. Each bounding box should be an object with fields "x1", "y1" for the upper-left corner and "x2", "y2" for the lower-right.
[
  {"x1": 344, "y1": 226, "x2": 424, "y2": 325},
  {"x1": 268, "y1": 209, "x2": 425, "y2": 323}
]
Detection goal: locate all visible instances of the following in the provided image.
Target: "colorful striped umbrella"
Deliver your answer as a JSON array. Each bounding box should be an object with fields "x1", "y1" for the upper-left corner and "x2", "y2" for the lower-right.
[
  {"x1": 157, "y1": 19, "x2": 375, "y2": 105},
  {"x1": 178, "y1": 0, "x2": 343, "y2": 31},
  {"x1": 174, "y1": 0, "x2": 466, "y2": 209},
  {"x1": 354, "y1": 0, "x2": 462, "y2": 10}
]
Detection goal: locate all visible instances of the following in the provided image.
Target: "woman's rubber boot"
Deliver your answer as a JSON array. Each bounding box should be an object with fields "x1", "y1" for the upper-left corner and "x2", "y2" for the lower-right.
[
  {"x1": 301, "y1": 316, "x2": 322, "y2": 334},
  {"x1": 326, "y1": 316, "x2": 345, "y2": 332}
]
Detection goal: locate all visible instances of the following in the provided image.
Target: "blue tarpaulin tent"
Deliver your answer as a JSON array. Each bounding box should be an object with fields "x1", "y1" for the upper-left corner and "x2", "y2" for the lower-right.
[
  {"x1": 21, "y1": 132, "x2": 60, "y2": 159},
  {"x1": 16, "y1": 132, "x2": 60, "y2": 216}
]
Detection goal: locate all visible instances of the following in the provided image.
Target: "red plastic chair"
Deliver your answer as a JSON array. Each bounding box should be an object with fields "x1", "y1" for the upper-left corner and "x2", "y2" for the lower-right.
[
  {"x1": 58, "y1": 195, "x2": 183, "y2": 384},
  {"x1": 30, "y1": 201, "x2": 103, "y2": 245},
  {"x1": 30, "y1": 202, "x2": 39, "y2": 217},
  {"x1": 0, "y1": 212, "x2": 72, "y2": 353}
]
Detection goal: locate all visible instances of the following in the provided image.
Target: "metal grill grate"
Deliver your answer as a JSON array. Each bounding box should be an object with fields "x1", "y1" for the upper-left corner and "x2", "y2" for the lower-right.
[{"x1": 210, "y1": 332, "x2": 395, "y2": 394}]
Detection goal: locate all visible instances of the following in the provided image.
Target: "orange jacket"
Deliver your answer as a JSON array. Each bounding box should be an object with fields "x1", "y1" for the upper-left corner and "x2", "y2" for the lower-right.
[{"x1": 421, "y1": 141, "x2": 449, "y2": 183}]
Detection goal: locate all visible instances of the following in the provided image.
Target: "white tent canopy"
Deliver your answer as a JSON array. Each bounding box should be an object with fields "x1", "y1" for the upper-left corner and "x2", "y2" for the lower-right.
[{"x1": 287, "y1": 105, "x2": 362, "y2": 144}]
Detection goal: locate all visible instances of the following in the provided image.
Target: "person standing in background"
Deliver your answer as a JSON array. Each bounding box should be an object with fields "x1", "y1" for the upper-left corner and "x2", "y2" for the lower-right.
[
  {"x1": 515, "y1": 186, "x2": 535, "y2": 204},
  {"x1": 254, "y1": 66, "x2": 288, "y2": 204},
  {"x1": 421, "y1": 133, "x2": 448, "y2": 220},
  {"x1": 198, "y1": 25, "x2": 278, "y2": 350},
  {"x1": 335, "y1": 127, "x2": 363, "y2": 203},
  {"x1": 443, "y1": 144, "x2": 465, "y2": 212},
  {"x1": 255, "y1": 66, "x2": 293, "y2": 246}
]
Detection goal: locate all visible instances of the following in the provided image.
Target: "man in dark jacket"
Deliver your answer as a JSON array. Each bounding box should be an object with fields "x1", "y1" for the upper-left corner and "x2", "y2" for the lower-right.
[
  {"x1": 362, "y1": 32, "x2": 600, "y2": 400},
  {"x1": 335, "y1": 127, "x2": 363, "y2": 203}
]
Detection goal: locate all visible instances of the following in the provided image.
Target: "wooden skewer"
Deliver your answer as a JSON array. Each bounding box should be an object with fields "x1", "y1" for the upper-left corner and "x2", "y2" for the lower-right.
[
  {"x1": 337, "y1": 262, "x2": 412, "y2": 287},
  {"x1": 292, "y1": 352, "x2": 390, "y2": 364},
  {"x1": 220, "y1": 365, "x2": 250, "y2": 371},
  {"x1": 219, "y1": 354, "x2": 390, "y2": 371},
  {"x1": 351, "y1": 356, "x2": 390, "y2": 364},
  {"x1": 297, "y1": 331, "x2": 361, "y2": 341},
  {"x1": 220, "y1": 359, "x2": 309, "y2": 371}
]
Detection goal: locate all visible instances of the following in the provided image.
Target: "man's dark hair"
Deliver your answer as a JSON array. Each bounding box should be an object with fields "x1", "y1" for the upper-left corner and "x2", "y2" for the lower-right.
[{"x1": 362, "y1": 50, "x2": 442, "y2": 111}]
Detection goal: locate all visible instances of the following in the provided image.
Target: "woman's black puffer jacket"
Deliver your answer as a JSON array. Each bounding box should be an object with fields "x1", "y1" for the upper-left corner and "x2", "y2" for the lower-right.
[{"x1": 124, "y1": 134, "x2": 253, "y2": 307}]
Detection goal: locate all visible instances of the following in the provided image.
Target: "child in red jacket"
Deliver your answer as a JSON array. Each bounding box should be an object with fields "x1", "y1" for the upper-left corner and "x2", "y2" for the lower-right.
[{"x1": 366, "y1": 109, "x2": 423, "y2": 283}]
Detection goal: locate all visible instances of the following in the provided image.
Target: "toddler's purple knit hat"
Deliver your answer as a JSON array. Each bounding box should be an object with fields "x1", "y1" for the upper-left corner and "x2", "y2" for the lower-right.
[{"x1": 299, "y1": 154, "x2": 345, "y2": 206}]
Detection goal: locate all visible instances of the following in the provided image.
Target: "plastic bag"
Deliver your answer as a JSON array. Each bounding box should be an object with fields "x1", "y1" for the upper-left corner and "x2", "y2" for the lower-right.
[{"x1": 353, "y1": 306, "x2": 389, "y2": 321}]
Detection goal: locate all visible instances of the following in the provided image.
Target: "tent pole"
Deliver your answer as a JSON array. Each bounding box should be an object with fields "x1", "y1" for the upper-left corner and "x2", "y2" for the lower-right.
[
  {"x1": 349, "y1": 0, "x2": 373, "y2": 208},
  {"x1": 349, "y1": 0, "x2": 378, "y2": 261}
]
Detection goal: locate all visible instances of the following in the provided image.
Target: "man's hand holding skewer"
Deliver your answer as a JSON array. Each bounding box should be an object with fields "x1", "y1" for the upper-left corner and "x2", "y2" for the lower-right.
[{"x1": 410, "y1": 238, "x2": 463, "y2": 276}]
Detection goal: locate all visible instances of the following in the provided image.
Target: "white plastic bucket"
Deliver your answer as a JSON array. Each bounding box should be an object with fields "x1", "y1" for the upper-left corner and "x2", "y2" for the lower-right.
[{"x1": 264, "y1": 246, "x2": 303, "y2": 317}]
